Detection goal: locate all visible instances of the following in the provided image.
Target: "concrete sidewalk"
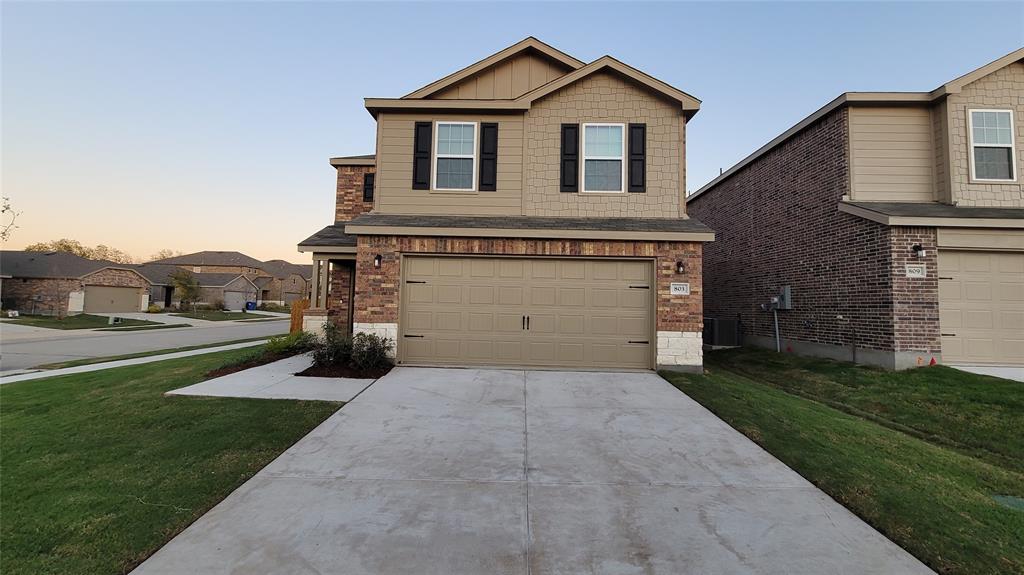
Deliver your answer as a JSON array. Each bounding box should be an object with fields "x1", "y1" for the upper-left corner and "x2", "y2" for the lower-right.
[
  {"x1": 132, "y1": 367, "x2": 932, "y2": 575},
  {"x1": 0, "y1": 340, "x2": 269, "y2": 385},
  {"x1": 167, "y1": 355, "x2": 373, "y2": 402}
]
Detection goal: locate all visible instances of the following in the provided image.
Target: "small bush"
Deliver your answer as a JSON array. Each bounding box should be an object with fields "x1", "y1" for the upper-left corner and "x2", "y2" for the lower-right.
[
  {"x1": 210, "y1": 299, "x2": 226, "y2": 311},
  {"x1": 350, "y1": 333, "x2": 393, "y2": 371},
  {"x1": 312, "y1": 322, "x2": 352, "y2": 367},
  {"x1": 258, "y1": 303, "x2": 290, "y2": 313},
  {"x1": 146, "y1": 304, "x2": 163, "y2": 313},
  {"x1": 265, "y1": 331, "x2": 315, "y2": 356}
]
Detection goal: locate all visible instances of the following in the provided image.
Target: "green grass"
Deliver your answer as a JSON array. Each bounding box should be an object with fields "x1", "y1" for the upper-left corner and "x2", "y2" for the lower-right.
[
  {"x1": 1, "y1": 348, "x2": 340, "y2": 575},
  {"x1": 33, "y1": 336, "x2": 279, "y2": 370},
  {"x1": 3, "y1": 314, "x2": 159, "y2": 330},
  {"x1": 95, "y1": 324, "x2": 192, "y2": 332},
  {"x1": 170, "y1": 311, "x2": 273, "y2": 322},
  {"x1": 661, "y1": 349, "x2": 1024, "y2": 575}
]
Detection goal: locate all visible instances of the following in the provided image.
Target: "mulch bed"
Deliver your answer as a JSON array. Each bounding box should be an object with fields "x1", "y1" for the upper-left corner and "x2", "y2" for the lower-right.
[
  {"x1": 204, "y1": 352, "x2": 293, "y2": 379},
  {"x1": 296, "y1": 364, "x2": 392, "y2": 379}
]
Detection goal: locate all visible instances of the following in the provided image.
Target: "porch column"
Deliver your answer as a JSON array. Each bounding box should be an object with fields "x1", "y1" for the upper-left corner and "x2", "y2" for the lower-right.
[
  {"x1": 319, "y1": 261, "x2": 330, "y2": 308},
  {"x1": 309, "y1": 260, "x2": 321, "y2": 307}
]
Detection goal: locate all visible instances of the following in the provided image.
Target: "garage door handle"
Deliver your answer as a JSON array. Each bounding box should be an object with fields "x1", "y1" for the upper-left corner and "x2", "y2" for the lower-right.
[
  {"x1": 403, "y1": 334, "x2": 424, "y2": 338},
  {"x1": 941, "y1": 333, "x2": 956, "y2": 337},
  {"x1": 629, "y1": 285, "x2": 650, "y2": 289},
  {"x1": 628, "y1": 340, "x2": 649, "y2": 345},
  {"x1": 938, "y1": 277, "x2": 954, "y2": 280},
  {"x1": 405, "y1": 280, "x2": 427, "y2": 284},
  {"x1": 526, "y1": 316, "x2": 530, "y2": 330}
]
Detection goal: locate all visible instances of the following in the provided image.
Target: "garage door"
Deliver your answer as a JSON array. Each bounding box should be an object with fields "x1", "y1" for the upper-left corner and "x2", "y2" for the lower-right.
[
  {"x1": 83, "y1": 286, "x2": 140, "y2": 313},
  {"x1": 939, "y1": 250, "x2": 1024, "y2": 365},
  {"x1": 223, "y1": 291, "x2": 248, "y2": 310},
  {"x1": 400, "y1": 256, "x2": 653, "y2": 369}
]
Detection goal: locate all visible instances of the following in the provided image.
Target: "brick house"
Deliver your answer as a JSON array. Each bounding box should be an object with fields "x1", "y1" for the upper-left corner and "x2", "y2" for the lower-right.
[
  {"x1": 147, "y1": 251, "x2": 310, "y2": 308},
  {"x1": 299, "y1": 38, "x2": 713, "y2": 371},
  {"x1": 0, "y1": 250, "x2": 150, "y2": 315},
  {"x1": 688, "y1": 48, "x2": 1024, "y2": 369}
]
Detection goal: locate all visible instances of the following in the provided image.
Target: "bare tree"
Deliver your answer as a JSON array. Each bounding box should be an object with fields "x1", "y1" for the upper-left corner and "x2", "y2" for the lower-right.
[
  {"x1": 1, "y1": 197, "x2": 21, "y2": 242},
  {"x1": 148, "y1": 249, "x2": 183, "y2": 262}
]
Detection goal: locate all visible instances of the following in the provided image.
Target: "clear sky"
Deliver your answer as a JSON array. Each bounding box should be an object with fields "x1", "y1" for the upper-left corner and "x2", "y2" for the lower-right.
[{"x1": 3, "y1": 1, "x2": 1022, "y2": 263}]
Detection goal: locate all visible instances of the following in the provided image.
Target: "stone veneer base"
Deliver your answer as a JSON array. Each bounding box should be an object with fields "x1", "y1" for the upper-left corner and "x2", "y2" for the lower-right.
[
  {"x1": 656, "y1": 331, "x2": 703, "y2": 368},
  {"x1": 353, "y1": 323, "x2": 399, "y2": 358}
]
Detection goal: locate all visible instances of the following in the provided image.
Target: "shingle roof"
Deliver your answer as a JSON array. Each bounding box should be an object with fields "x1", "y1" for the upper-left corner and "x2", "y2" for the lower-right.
[
  {"x1": 298, "y1": 224, "x2": 358, "y2": 247},
  {"x1": 131, "y1": 263, "x2": 185, "y2": 285},
  {"x1": 344, "y1": 214, "x2": 714, "y2": 234},
  {"x1": 149, "y1": 251, "x2": 265, "y2": 267},
  {"x1": 843, "y1": 202, "x2": 1024, "y2": 219},
  {"x1": 0, "y1": 250, "x2": 119, "y2": 279},
  {"x1": 260, "y1": 259, "x2": 310, "y2": 278},
  {"x1": 193, "y1": 273, "x2": 251, "y2": 288}
]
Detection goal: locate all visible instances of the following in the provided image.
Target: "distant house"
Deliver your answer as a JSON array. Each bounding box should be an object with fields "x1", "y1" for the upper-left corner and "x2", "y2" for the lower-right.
[
  {"x1": 146, "y1": 251, "x2": 312, "y2": 307},
  {"x1": 0, "y1": 250, "x2": 150, "y2": 315},
  {"x1": 133, "y1": 263, "x2": 259, "y2": 310}
]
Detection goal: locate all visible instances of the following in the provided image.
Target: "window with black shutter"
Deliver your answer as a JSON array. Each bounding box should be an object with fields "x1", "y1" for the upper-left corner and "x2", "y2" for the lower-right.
[
  {"x1": 362, "y1": 172, "x2": 375, "y2": 202},
  {"x1": 628, "y1": 123, "x2": 646, "y2": 193},
  {"x1": 412, "y1": 122, "x2": 432, "y2": 189},
  {"x1": 478, "y1": 122, "x2": 498, "y2": 191},
  {"x1": 560, "y1": 123, "x2": 579, "y2": 193}
]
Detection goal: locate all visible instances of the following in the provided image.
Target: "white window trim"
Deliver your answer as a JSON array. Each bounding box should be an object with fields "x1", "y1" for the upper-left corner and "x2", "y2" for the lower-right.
[
  {"x1": 432, "y1": 121, "x2": 478, "y2": 192},
  {"x1": 581, "y1": 122, "x2": 626, "y2": 193},
  {"x1": 967, "y1": 108, "x2": 1017, "y2": 183}
]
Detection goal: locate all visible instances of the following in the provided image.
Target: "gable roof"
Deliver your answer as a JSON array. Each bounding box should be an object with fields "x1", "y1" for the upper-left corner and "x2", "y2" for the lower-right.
[
  {"x1": 403, "y1": 37, "x2": 584, "y2": 100},
  {"x1": 192, "y1": 273, "x2": 256, "y2": 288},
  {"x1": 149, "y1": 250, "x2": 265, "y2": 268},
  {"x1": 514, "y1": 55, "x2": 701, "y2": 118},
  {"x1": 131, "y1": 263, "x2": 186, "y2": 285},
  {"x1": 0, "y1": 250, "x2": 119, "y2": 279},
  {"x1": 689, "y1": 47, "x2": 1024, "y2": 202},
  {"x1": 260, "y1": 259, "x2": 309, "y2": 279}
]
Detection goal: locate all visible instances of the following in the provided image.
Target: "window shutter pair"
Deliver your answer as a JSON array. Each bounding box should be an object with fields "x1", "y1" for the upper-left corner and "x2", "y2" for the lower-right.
[
  {"x1": 411, "y1": 122, "x2": 498, "y2": 191},
  {"x1": 362, "y1": 173, "x2": 375, "y2": 202},
  {"x1": 559, "y1": 123, "x2": 646, "y2": 193}
]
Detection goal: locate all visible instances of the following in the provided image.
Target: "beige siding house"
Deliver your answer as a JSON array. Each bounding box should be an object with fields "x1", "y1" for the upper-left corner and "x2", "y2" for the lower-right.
[
  {"x1": 688, "y1": 48, "x2": 1024, "y2": 369},
  {"x1": 300, "y1": 38, "x2": 712, "y2": 371}
]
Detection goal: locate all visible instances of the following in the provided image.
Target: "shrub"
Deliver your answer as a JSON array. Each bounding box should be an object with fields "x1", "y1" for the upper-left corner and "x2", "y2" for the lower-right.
[
  {"x1": 146, "y1": 304, "x2": 163, "y2": 313},
  {"x1": 311, "y1": 322, "x2": 352, "y2": 367},
  {"x1": 210, "y1": 299, "x2": 226, "y2": 311},
  {"x1": 265, "y1": 331, "x2": 315, "y2": 356},
  {"x1": 350, "y1": 333, "x2": 393, "y2": 371}
]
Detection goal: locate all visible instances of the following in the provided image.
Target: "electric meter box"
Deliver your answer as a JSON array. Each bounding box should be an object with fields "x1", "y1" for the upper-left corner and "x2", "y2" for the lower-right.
[{"x1": 778, "y1": 285, "x2": 793, "y2": 310}]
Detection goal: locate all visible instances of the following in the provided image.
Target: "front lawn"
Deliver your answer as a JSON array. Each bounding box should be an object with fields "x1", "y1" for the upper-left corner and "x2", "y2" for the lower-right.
[
  {"x1": 170, "y1": 310, "x2": 273, "y2": 322},
  {"x1": 3, "y1": 314, "x2": 159, "y2": 330},
  {"x1": 0, "y1": 348, "x2": 340, "y2": 575},
  {"x1": 661, "y1": 349, "x2": 1024, "y2": 575}
]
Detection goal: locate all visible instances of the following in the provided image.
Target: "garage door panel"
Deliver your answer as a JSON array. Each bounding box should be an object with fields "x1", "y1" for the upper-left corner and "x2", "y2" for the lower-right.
[
  {"x1": 401, "y1": 256, "x2": 653, "y2": 369},
  {"x1": 939, "y1": 250, "x2": 1023, "y2": 366},
  {"x1": 84, "y1": 286, "x2": 141, "y2": 313},
  {"x1": 407, "y1": 258, "x2": 435, "y2": 276},
  {"x1": 407, "y1": 284, "x2": 433, "y2": 303}
]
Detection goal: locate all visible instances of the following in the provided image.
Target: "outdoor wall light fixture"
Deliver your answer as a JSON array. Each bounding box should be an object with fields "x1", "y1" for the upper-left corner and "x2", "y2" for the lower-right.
[
  {"x1": 676, "y1": 261, "x2": 686, "y2": 274},
  {"x1": 373, "y1": 254, "x2": 382, "y2": 268},
  {"x1": 911, "y1": 244, "x2": 926, "y2": 258}
]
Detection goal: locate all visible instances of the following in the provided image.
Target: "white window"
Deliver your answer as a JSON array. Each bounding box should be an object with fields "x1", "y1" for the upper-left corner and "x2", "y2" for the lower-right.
[
  {"x1": 582, "y1": 123, "x2": 625, "y2": 192},
  {"x1": 434, "y1": 122, "x2": 476, "y2": 190},
  {"x1": 968, "y1": 109, "x2": 1016, "y2": 181},
  {"x1": 192, "y1": 266, "x2": 201, "y2": 273}
]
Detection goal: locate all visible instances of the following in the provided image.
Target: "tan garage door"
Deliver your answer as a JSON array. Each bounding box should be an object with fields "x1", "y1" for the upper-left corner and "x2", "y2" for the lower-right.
[
  {"x1": 400, "y1": 256, "x2": 653, "y2": 369},
  {"x1": 84, "y1": 286, "x2": 140, "y2": 313},
  {"x1": 939, "y1": 250, "x2": 1024, "y2": 365}
]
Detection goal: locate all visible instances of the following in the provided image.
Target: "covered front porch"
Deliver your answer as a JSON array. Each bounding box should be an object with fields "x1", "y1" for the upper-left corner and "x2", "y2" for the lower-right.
[{"x1": 298, "y1": 224, "x2": 357, "y2": 335}]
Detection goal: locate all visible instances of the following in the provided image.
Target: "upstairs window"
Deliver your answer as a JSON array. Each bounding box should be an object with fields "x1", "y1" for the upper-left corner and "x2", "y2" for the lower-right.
[
  {"x1": 434, "y1": 122, "x2": 476, "y2": 190},
  {"x1": 362, "y1": 172, "x2": 375, "y2": 202},
  {"x1": 582, "y1": 123, "x2": 625, "y2": 192},
  {"x1": 969, "y1": 110, "x2": 1016, "y2": 181}
]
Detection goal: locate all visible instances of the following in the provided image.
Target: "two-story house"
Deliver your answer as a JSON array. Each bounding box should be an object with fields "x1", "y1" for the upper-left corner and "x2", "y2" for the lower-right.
[
  {"x1": 688, "y1": 48, "x2": 1024, "y2": 370},
  {"x1": 299, "y1": 38, "x2": 713, "y2": 371}
]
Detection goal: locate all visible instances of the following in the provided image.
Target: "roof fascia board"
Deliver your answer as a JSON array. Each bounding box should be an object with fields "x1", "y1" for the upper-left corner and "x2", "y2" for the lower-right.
[
  {"x1": 365, "y1": 98, "x2": 529, "y2": 118},
  {"x1": 837, "y1": 203, "x2": 1024, "y2": 228},
  {"x1": 933, "y1": 48, "x2": 1024, "y2": 96},
  {"x1": 297, "y1": 244, "x2": 358, "y2": 254},
  {"x1": 329, "y1": 158, "x2": 375, "y2": 167}
]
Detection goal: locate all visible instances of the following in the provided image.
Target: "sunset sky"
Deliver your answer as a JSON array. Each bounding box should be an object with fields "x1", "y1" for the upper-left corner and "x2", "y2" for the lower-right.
[{"x1": 3, "y1": 1, "x2": 1021, "y2": 263}]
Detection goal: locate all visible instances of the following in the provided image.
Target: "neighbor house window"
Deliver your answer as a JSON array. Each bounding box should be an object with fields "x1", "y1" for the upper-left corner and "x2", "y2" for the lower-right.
[
  {"x1": 582, "y1": 123, "x2": 625, "y2": 192},
  {"x1": 969, "y1": 110, "x2": 1016, "y2": 181},
  {"x1": 434, "y1": 122, "x2": 476, "y2": 190},
  {"x1": 192, "y1": 266, "x2": 201, "y2": 273}
]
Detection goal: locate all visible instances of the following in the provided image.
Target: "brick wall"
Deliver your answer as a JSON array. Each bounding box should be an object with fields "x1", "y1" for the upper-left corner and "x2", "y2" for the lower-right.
[
  {"x1": 947, "y1": 62, "x2": 1024, "y2": 207},
  {"x1": 524, "y1": 71, "x2": 685, "y2": 218},
  {"x1": 335, "y1": 165, "x2": 375, "y2": 222},
  {"x1": 2, "y1": 278, "x2": 81, "y2": 316},
  {"x1": 174, "y1": 265, "x2": 266, "y2": 277},
  {"x1": 82, "y1": 268, "x2": 148, "y2": 289},
  {"x1": 327, "y1": 262, "x2": 354, "y2": 331},
  {"x1": 353, "y1": 235, "x2": 702, "y2": 333},
  {"x1": 889, "y1": 227, "x2": 941, "y2": 354},
  {"x1": 690, "y1": 107, "x2": 904, "y2": 353}
]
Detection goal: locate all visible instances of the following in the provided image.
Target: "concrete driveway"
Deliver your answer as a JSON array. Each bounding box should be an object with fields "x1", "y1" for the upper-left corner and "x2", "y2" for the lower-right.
[{"x1": 133, "y1": 368, "x2": 931, "y2": 575}]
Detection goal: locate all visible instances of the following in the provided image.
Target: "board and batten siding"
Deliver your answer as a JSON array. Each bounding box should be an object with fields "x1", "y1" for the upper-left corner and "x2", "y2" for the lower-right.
[
  {"x1": 848, "y1": 106, "x2": 936, "y2": 202},
  {"x1": 431, "y1": 52, "x2": 570, "y2": 100},
  {"x1": 374, "y1": 112, "x2": 524, "y2": 216}
]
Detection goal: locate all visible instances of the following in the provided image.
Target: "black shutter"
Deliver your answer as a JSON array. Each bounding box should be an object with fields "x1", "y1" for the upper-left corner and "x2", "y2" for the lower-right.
[
  {"x1": 478, "y1": 122, "x2": 498, "y2": 191},
  {"x1": 628, "y1": 123, "x2": 646, "y2": 193},
  {"x1": 560, "y1": 123, "x2": 579, "y2": 193},
  {"x1": 362, "y1": 172, "x2": 375, "y2": 202},
  {"x1": 412, "y1": 121, "x2": 432, "y2": 190}
]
